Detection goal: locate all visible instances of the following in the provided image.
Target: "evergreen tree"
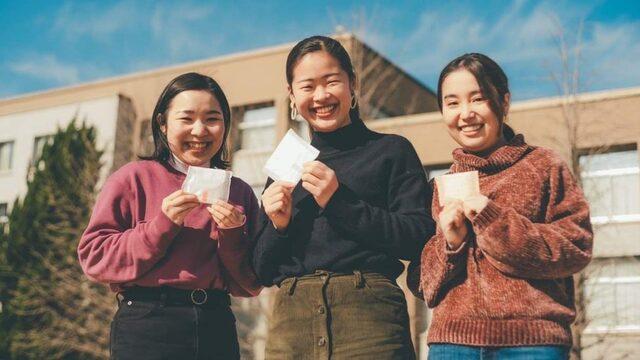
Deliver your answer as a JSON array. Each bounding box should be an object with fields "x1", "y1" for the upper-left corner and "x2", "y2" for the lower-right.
[{"x1": 0, "y1": 119, "x2": 113, "y2": 359}]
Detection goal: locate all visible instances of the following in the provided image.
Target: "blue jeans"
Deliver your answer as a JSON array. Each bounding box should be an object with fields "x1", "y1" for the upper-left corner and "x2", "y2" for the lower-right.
[{"x1": 428, "y1": 344, "x2": 569, "y2": 360}]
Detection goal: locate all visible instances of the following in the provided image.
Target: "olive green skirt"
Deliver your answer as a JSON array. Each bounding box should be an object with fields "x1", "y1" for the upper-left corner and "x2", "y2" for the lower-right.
[{"x1": 265, "y1": 270, "x2": 415, "y2": 360}]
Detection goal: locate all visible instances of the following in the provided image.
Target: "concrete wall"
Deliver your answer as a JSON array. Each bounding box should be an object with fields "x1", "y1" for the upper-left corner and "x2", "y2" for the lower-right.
[{"x1": 0, "y1": 95, "x2": 121, "y2": 207}]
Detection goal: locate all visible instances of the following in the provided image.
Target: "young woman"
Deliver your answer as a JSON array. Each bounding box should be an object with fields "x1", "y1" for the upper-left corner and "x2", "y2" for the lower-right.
[
  {"x1": 407, "y1": 53, "x2": 593, "y2": 359},
  {"x1": 78, "y1": 72, "x2": 261, "y2": 359},
  {"x1": 253, "y1": 35, "x2": 436, "y2": 359}
]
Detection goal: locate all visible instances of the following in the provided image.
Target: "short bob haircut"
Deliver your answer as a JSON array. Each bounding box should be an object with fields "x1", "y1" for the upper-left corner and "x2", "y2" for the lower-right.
[
  {"x1": 143, "y1": 72, "x2": 231, "y2": 169},
  {"x1": 285, "y1": 35, "x2": 361, "y2": 122},
  {"x1": 437, "y1": 53, "x2": 515, "y2": 138}
]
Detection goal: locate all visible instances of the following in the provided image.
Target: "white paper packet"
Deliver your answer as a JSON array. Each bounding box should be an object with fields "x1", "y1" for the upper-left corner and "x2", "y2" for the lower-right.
[
  {"x1": 263, "y1": 129, "x2": 320, "y2": 184},
  {"x1": 435, "y1": 171, "x2": 480, "y2": 204},
  {"x1": 181, "y1": 166, "x2": 232, "y2": 204}
]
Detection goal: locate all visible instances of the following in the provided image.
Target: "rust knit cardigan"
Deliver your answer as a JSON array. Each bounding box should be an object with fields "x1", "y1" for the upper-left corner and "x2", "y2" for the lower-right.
[{"x1": 407, "y1": 134, "x2": 593, "y2": 347}]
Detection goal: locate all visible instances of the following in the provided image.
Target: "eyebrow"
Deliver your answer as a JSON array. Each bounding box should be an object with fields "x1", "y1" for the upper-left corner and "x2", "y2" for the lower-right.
[
  {"x1": 295, "y1": 72, "x2": 342, "y2": 84},
  {"x1": 443, "y1": 90, "x2": 483, "y2": 100},
  {"x1": 176, "y1": 110, "x2": 222, "y2": 115}
]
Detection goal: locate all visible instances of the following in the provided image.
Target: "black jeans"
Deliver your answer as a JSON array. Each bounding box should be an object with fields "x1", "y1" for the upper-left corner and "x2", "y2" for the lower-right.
[{"x1": 110, "y1": 296, "x2": 239, "y2": 360}]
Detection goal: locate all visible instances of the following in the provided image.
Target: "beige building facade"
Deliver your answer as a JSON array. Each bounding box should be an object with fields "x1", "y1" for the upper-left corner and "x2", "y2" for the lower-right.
[{"x1": 0, "y1": 35, "x2": 638, "y2": 359}]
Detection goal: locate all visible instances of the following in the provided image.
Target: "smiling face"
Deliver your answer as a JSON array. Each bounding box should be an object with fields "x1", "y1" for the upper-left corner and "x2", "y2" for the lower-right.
[
  {"x1": 289, "y1": 51, "x2": 353, "y2": 133},
  {"x1": 441, "y1": 69, "x2": 509, "y2": 155},
  {"x1": 161, "y1": 90, "x2": 225, "y2": 167}
]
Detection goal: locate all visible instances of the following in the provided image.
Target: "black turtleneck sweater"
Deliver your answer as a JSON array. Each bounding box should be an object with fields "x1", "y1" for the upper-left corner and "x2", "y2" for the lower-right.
[{"x1": 252, "y1": 120, "x2": 436, "y2": 286}]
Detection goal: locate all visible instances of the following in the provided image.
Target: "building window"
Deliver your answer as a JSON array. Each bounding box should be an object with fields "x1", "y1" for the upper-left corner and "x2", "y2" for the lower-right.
[
  {"x1": 237, "y1": 104, "x2": 276, "y2": 151},
  {"x1": 0, "y1": 141, "x2": 14, "y2": 172},
  {"x1": 584, "y1": 257, "x2": 640, "y2": 333},
  {"x1": 0, "y1": 202, "x2": 8, "y2": 234},
  {"x1": 32, "y1": 135, "x2": 54, "y2": 165},
  {"x1": 580, "y1": 149, "x2": 640, "y2": 220},
  {"x1": 580, "y1": 149, "x2": 640, "y2": 254},
  {"x1": 580, "y1": 147, "x2": 640, "y2": 333}
]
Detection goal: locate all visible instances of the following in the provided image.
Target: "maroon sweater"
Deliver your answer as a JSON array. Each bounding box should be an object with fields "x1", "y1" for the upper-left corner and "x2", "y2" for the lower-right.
[
  {"x1": 407, "y1": 134, "x2": 593, "y2": 346},
  {"x1": 78, "y1": 160, "x2": 261, "y2": 297}
]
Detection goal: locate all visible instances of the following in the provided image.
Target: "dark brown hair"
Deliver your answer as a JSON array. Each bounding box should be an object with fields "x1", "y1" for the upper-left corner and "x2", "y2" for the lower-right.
[
  {"x1": 285, "y1": 35, "x2": 360, "y2": 122},
  {"x1": 437, "y1": 53, "x2": 514, "y2": 137},
  {"x1": 142, "y1": 72, "x2": 231, "y2": 169}
]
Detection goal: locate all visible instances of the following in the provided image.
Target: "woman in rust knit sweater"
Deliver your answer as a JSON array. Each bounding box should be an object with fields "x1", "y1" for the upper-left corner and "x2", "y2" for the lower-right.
[{"x1": 407, "y1": 53, "x2": 593, "y2": 359}]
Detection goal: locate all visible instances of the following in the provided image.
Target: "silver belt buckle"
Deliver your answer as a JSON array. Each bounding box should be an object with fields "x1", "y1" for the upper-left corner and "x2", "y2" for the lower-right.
[{"x1": 190, "y1": 288, "x2": 208, "y2": 305}]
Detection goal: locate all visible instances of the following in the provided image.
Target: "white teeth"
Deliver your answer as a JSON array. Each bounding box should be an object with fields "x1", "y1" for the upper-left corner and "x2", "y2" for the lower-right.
[
  {"x1": 460, "y1": 124, "x2": 483, "y2": 132},
  {"x1": 187, "y1": 142, "x2": 208, "y2": 149},
  {"x1": 314, "y1": 105, "x2": 336, "y2": 114}
]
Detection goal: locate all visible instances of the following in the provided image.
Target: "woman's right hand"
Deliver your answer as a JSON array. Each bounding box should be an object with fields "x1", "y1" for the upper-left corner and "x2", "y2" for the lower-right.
[
  {"x1": 438, "y1": 200, "x2": 469, "y2": 250},
  {"x1": 162, "y1": 190, "x2": 200, "y2": 226},
  {"x1": 261, "y1": 181, "x2": 295, "y2": 232}
]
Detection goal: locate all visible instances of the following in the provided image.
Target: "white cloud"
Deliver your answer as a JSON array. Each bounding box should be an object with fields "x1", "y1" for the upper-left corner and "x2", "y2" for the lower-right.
[
  {"x1": 390, "y1": 0, "x2": 639, "y2": 98},
  {"x1": 52, "y1": 1, "x2": 136, "y2": 40},
  {"x1": 150, "y1": 2, "x2": 221, "y2": 59},
  {"x1": 9, "y1": 54, "x2": 80, "y2": 85}
]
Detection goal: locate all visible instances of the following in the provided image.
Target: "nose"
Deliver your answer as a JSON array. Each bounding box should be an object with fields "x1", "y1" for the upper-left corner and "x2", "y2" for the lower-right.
[
  {"x1": 313, "y1": 86, "x2": 330, "y2": 102},
  {"x1": 460, "y1": 103, "x2": 474, "y2": 121},
  {"x1": 191, "y1": 120, "x2": 207, "y2": 136}
]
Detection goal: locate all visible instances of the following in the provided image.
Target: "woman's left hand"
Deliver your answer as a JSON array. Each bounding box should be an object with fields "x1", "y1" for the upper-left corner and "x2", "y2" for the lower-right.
[
  {"x1": 301, "y1": 161, "x2": 339, "y2": 209},
  {"x1": 208, "y1": 200, "x2": 246, "y2": 229},
  {"x1": 462, "y1": 194, "x2": 489, "y2": 220}
]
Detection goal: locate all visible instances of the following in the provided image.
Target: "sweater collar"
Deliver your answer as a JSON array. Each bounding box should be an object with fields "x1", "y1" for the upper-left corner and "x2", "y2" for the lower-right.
[
  {"x1": 168, "y1": 153, "x2": 189, "y2": 175},
  {"x1": 310, "y1": 119, "x2": 370, "y2": 153},
  {"x1": 451, "y1": 134, "x2": 532, "y2": 175}
]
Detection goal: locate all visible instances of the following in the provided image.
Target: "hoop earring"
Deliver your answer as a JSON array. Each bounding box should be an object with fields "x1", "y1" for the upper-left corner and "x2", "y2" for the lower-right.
[
  {"x1": 350, "y1": 94, "x2": 358, "y2": 109},
  {"x1": 290, "y1": 104, "x2": 298, "y2": 120}
]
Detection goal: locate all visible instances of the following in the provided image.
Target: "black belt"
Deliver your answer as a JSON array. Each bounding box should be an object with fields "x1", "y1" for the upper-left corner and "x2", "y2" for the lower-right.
[{"x1": 119, "y1": 286, "x2": 230, "y2": 307}]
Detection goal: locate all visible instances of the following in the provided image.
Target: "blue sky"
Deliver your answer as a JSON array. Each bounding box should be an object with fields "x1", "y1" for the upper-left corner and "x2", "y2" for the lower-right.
[{"x1": 1, "y1": 0, "x2": 639, "y2": 101}]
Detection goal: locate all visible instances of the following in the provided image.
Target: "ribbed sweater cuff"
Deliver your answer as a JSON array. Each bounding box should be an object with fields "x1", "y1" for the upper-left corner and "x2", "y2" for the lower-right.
[
  {"x1": 147, "y1": 212, "x2": 181, "y2": 251},
  {"x1": 218, "y1": 218, "x2": 248, "y2": 253},
  {"x1": 472, "y1": 200, "x2": 502, "y2": 231},
  {"x1": 427, "y1": 319, "x2": 572, "y2": 347}
]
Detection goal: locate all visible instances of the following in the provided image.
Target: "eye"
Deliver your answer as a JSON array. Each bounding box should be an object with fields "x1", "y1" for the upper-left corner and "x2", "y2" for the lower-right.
[
  {"x1": 206, "y1": 117, "x2": 222, "y2": 123},
  {"x1": 472, "y1": 96, "x2": 486, "y2": 103},
  {"x1": 446, "y1": 101, "x2": 459, "y2": 108},
  {"x1": 300, "y1": 85, "x2": 313, "y2": 92}
]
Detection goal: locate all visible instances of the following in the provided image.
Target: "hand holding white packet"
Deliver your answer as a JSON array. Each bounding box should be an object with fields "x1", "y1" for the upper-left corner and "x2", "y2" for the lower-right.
[
  {"x1": 182, "y1": 166, "x2": 232, "y2": 204},
  {"x1": 435, "y1": 171, "x2": 480, "y2": 204},
  {"x1": 263, "y1": 129, "x2": 320, "y2": 184}
]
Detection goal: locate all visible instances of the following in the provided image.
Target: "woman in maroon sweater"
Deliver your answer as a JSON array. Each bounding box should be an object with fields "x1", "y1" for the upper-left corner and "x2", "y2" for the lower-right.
[
  {"x1": 408, "y1": 54, "x2": 593, "y2": 359},
  {"x1": 78, "y1": 73, "x2": 260, "y2": 359}
]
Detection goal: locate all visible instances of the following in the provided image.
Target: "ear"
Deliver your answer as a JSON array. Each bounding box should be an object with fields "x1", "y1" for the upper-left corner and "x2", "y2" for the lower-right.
[
  {"x1": 288, "y1": 86, "x2": 295, "y2": 108},
  {"x1": 349, "y1": 76, "x2": 358, "y2": 95},
  {"x1": 158, "y1": 114, "x2": 167, "y2": 135},
  {"x1": 503, "y1": 93, "x2": 511, "y2": 117}
]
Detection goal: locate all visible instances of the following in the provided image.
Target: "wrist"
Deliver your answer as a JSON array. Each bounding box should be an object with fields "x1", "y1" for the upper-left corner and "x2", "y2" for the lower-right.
[{"x1": 272, "y1": 222, "x2": 288, "y2": 234}]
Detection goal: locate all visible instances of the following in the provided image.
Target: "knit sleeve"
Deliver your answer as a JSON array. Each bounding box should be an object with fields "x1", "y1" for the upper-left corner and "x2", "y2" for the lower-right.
[
  {"x1": 471, "y1": 161, "x2": 593, "y2": 280},
  {"x1": 407, "y1": 230, "x2": 468, "y2": 305},
  {"x1": 216, "y1": 178, "x2": 262, "y2": 297},
  {"x1": 77, "y1": 167, "x2": 181, "y2": 284},
  {"x1": 251, "y1": 178, "x2": 293, "y2": 286},
  {"x1": 322, "y1": 138, "x2": 436, "y2": 260}
]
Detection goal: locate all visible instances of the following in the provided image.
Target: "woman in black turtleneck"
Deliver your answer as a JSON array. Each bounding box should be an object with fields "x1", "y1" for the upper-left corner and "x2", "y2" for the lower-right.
[{"x1": 253, "y1": 35, "x2": 435, "y2": 359}]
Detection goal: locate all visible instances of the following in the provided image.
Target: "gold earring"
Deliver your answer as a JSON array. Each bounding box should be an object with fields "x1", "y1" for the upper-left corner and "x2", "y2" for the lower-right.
[{"x1": 290, "y1": 104, "x2": 298, "y2": 120}]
